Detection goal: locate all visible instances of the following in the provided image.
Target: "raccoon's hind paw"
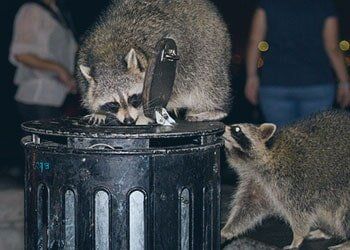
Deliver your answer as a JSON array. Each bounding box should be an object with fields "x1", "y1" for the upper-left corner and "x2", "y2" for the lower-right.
[
  {"x1": 186, "y1": 110, "x2": 227, "y2": 122},
  {"x1": 83, "y1": 113, "x2": 107, "y2": 125},
  {"x1": 328, "y1": 241, "x2": 350, "y2": 249},
  {"x1": 306, "y1": 229, "x2": 331, "y2": 240},
  {"x1": 283, "y1": 239, "x2": 305, "y2": 249}
]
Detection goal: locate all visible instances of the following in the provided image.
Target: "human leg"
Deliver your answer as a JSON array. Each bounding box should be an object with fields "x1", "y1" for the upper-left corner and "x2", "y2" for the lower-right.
[
  {"x1": 296, "y1": 85, "x2": 335, "y2": 120},
  {"x1": 259, "y1": 86, "x2": 298, "y2": 126}
]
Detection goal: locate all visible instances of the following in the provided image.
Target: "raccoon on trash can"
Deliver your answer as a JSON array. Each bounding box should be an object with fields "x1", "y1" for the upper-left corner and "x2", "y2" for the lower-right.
[{"x1": 76, "y1": 0, "x2": 232, "y2": 125}]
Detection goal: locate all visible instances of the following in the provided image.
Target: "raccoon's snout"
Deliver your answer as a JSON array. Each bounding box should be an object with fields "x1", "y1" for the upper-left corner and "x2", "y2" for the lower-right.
[
  {"x1": 223, "y1": 126, "x2": 232, "y2": 142},
  {"x1": 123, "y1": 117, "x2": 136, "y2": 125},
  {"x1": 114, "y1": 106, "x2": 139, "y2": 125}
]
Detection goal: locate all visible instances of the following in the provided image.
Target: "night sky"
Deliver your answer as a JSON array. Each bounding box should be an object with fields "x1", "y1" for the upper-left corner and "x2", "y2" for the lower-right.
[{"x1": 1, "y1": 0, "x2": 350, "y2": 164}]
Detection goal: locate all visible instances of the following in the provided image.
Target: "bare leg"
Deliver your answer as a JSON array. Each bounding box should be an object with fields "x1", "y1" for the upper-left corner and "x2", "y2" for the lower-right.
[{"x1": 221, "y1": 179, "x2": 272, "y2": 243}]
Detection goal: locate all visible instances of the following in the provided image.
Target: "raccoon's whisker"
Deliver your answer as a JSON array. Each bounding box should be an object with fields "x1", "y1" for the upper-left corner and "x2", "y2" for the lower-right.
[
  {"x1": 142, "y1": 105, "x2": 164, "y2": 113},
  {"x1": 143, "y1": 103, "x2": 156, "y2": 109},
  {"x1": 173, "y1": 108, "x2": 179, "y2": 118},
  {"x1": 143, "y1": 97, "x2": 161, "y2": 107},
  {"x1": 142, "y1": 108, "x2": 155, "y2": 113}
]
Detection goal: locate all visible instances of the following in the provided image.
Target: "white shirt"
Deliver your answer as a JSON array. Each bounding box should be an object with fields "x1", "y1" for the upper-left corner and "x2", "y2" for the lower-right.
[{"x1": 9, "y1": 3, "x2": 78, "y2": 107}]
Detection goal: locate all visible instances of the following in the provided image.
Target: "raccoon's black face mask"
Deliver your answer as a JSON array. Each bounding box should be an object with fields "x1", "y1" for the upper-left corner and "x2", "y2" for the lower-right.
[
  {"x1": 98, "y1": 94, "x2": 143, "y2": 125},
  {"x1": 223, "y1": 123, "x2": 277, "y2": 161},
  {"x1": 230, "y1": 126, "x2": 252, "y2": 151},
  {"x1": 78, "y1": 48, "x2": 148, "y2": 125},
  {"x1": 223, "y1": 125, "x2": 253, "y2": 159},
  {"x1": 99, "y1": 95, "x2": 142, "y2": 113}
]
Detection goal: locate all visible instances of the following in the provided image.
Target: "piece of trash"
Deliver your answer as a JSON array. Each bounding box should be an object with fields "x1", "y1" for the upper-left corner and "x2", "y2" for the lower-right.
[{"x1": 155, "y1": 108, "x2": 176, "y2": 126}]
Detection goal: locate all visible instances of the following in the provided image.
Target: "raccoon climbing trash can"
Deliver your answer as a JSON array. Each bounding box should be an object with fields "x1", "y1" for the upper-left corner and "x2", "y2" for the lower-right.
[{"x1": 21, "y1": 117, "x2": 224, "y2": 250}]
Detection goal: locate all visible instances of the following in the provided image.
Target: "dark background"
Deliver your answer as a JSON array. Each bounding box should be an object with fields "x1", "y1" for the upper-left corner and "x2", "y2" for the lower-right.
[{"x1": 1, "y1": 0, "x2": 350, "y2": 170}]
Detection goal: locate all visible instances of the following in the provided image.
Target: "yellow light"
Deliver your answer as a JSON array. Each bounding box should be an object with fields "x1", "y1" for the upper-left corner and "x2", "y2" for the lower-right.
[
  {"x1": 258, "y1": 41, "x2": 269, "y2": 52},
  {"x1": 339, "y1": 40, "x2": 350, "y2": 51}
]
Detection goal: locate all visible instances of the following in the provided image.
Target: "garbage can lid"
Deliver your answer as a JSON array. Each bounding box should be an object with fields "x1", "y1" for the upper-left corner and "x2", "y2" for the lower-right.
[{"x1": 21, "y1": 117, "x2": 224, "y2": 139}]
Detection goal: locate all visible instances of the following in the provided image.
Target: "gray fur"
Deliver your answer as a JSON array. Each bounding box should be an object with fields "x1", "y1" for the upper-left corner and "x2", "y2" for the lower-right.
[
  {"x1": 223, "y1": 238, "x2": 279, "y2": 250},
  {"x1": 76, "y1": 0, "x2": 231, "y2": 124},
  {"x1": 222, "y1": 110, "x2": 350, "y2": 249}
]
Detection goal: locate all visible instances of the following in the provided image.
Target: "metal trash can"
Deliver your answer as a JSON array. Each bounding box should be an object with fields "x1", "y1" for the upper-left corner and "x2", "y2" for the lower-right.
[{"x1": 22, "y1": 118, "x2": 224, "y2": 250}]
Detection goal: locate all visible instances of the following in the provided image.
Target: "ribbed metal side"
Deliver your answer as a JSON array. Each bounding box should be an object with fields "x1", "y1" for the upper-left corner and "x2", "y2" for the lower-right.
[
  {"x1": 37, "y1": 184, "x2": 49, "y2": 250},
  {"x1": 95, "y1": 191, "x2": 110, "y2": 250},
  {"x1": 64, "y1": 190, "x2": 76, "y2": 250},
  {"x1": 129, "y1": 190, "x2": 145, "y2": 250},
  {"x1": 180, "y1": 188, "x2": 190, "y2": 250}
]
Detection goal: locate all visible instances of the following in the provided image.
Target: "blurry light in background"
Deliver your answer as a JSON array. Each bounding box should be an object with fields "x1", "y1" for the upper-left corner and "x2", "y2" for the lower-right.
[
  {"x1": 339, "y1": 40, "x2": 350, "y2": 51},
  {"x1": 258, "y1": 41, "x2": 269, "y2": 52}
]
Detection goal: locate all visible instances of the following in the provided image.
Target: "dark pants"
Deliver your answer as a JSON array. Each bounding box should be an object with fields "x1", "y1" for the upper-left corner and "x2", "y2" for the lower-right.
[{"x1": 17, "y1": 102, "x2": 62, "y2": 122}]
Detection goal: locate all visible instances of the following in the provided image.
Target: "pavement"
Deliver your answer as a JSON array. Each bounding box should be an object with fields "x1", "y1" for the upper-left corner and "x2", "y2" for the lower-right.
[
  {"x1": 221, "y1": 185, "x2": 343, "y2": 250},
  {"x1": 0, "y1": 177, "x2": 23, "y2": 250}
]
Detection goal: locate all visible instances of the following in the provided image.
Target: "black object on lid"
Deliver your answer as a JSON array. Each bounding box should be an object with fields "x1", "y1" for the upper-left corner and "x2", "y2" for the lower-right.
[{"x1": 142, "y1": 38, "x2": 179, "y2": 119}]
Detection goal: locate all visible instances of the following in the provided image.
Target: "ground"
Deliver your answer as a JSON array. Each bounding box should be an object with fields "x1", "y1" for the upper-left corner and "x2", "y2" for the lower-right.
[
  {"x1": 0, "y1": 176, "x2": 23, "y2": 250},
  {"x1": 221, "y1": 185, "x2": 343, "y2": 250},
  {"x1": 0, "y1": 177, "x2": 341, "y2": 250}
]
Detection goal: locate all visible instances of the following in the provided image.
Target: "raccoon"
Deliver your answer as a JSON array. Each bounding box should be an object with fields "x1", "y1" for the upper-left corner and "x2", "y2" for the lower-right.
[
  {"x1": 223, "y1": 237, "x2": 279, "y2": 250},
  {"x1": 221, "y1": 110, "x2": 350, "y2": 249},
  {"x1": 76, "y1": 0, "x2": 231, "y2": 125}
]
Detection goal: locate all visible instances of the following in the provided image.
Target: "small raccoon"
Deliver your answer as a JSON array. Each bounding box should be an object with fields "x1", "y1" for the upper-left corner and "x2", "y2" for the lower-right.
[
  {"x1": 221, "y1": 110, "x2": 350, "y2": 249},
  {"x1": 76, "y1": 0, "x2": 231, "y2": 125}
]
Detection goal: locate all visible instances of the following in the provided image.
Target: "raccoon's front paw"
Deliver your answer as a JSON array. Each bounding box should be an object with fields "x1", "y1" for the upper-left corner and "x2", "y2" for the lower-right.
[
  {"x1": 186, "y1": 110, "x2": 227, "y2": 122},
  {"x1": 83, "y1": 113, "x2": 107, "y2": 125},
  {"x1": 220, "y1": 229, "x2": 235, "y2": 244},
  {"x1": 136, "y1": 115, "x2": 154, "y2": 125}
]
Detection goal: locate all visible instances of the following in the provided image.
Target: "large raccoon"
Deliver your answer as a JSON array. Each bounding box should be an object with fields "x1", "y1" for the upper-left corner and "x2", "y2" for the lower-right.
[
  {"x1": 76, "y1": 0, "x2": 231, "y2": 125},
  {"x1": 221, "y1": 110, "x2": 350, "y2": 249}
]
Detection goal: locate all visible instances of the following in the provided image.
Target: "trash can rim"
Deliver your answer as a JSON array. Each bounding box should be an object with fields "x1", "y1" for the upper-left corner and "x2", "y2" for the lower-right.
[
  {"x1": 21, "y1": 117, "x2": 225, "y2": 139},
  {"x1": 21, "y1": 137, "x2": 223, "y2": 155}
]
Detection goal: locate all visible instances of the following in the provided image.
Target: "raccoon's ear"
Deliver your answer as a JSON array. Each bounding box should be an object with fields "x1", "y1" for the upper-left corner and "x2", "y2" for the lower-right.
[
  {"x1": 125, "y1": 49, "x2": 137, "y2": 70},
  {"x1": 79, "y1": 65, "x2": 95, "y2": 84},
  {"x1": 125, "y1": 48, "x2": 147, "y2": 73},
  {"x1": 259, "y1": 123, "x2": 277, "y2": 142}
]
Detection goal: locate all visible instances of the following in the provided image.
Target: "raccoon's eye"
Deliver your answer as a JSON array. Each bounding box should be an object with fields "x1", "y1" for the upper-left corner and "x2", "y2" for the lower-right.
[
  {"x1": 233, "y1": 126, "x2": 241, "y2": 133},
  {"x1": 231, "y1": 126, "x2": 242, "y2": 136},
  {"x1": 100, "y1": 102, "x2": 120, "y2": 112},
  {"x1": 128, "y1": 94, "x2": 142, "y2": 108}
]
